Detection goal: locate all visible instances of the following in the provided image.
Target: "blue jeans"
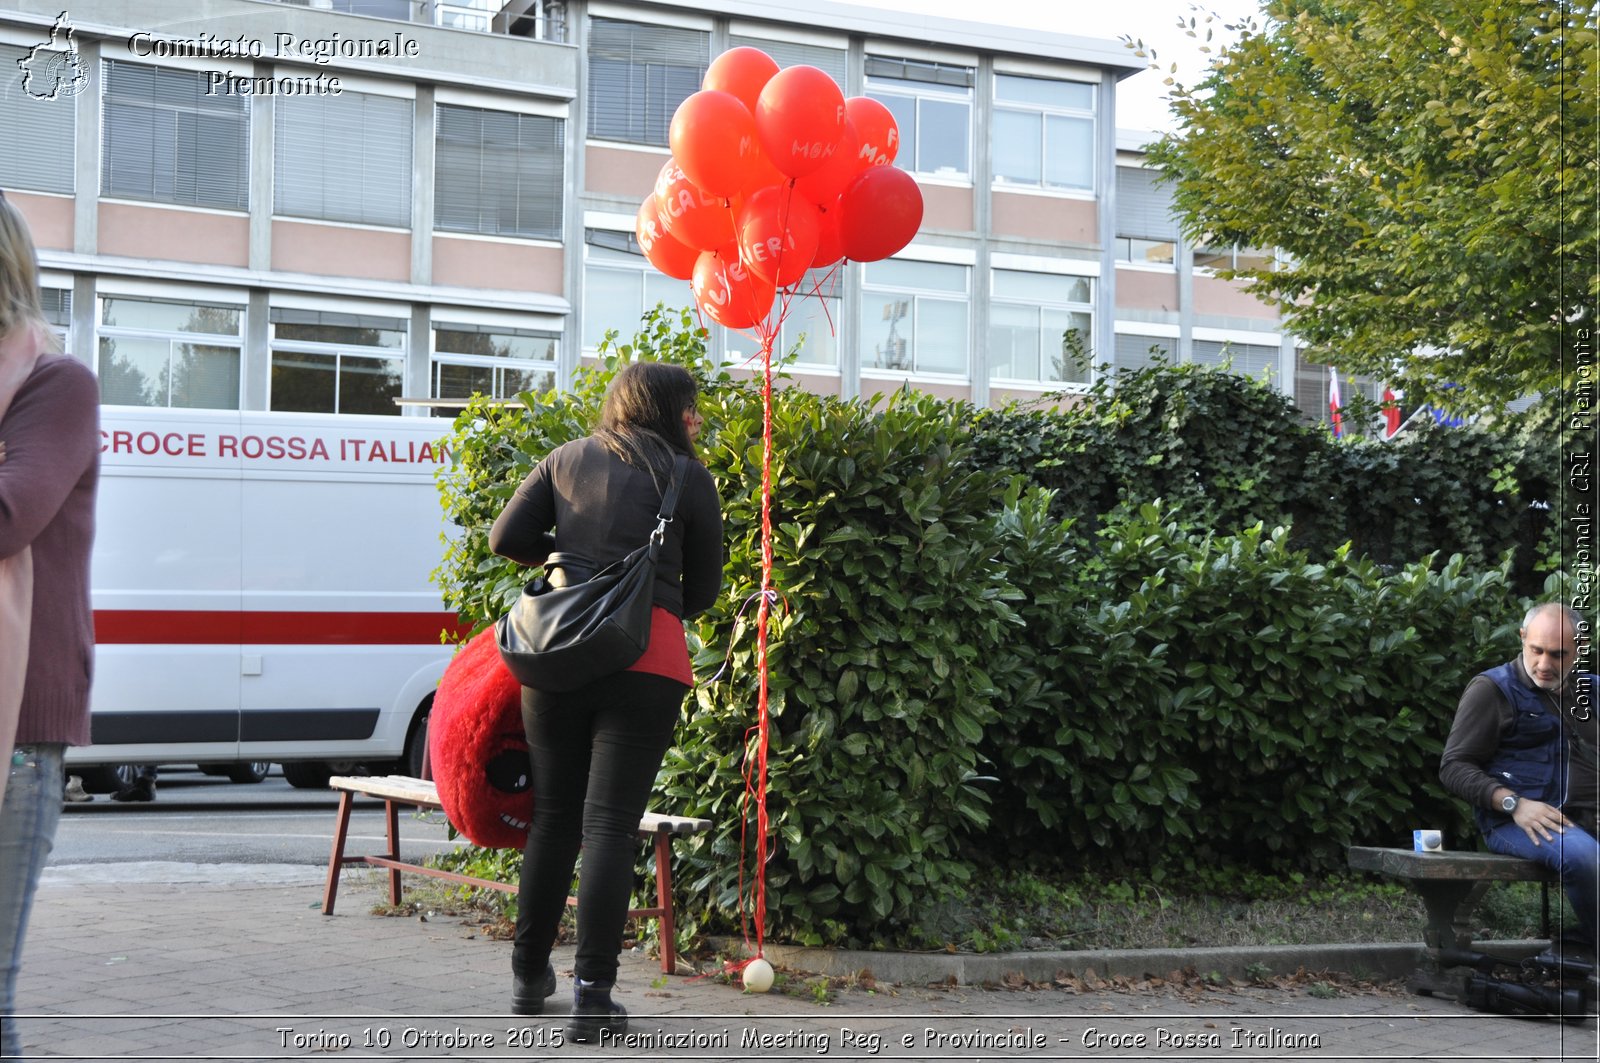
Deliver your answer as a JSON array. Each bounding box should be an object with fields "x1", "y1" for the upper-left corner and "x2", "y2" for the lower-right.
[
  {"x1": 1485, "y1": 817, "x2": 1600, "y2": 954},
  {"x1": 2, "y1": 743, "x2": 65, "y2": 1061},
  {"x1": 513, "y1": 672, "x2": 684, "y2": 986}
]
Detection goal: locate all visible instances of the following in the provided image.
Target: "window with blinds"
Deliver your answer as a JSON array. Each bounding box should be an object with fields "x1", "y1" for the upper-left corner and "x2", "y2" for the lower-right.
[
  {"x1": 0, "y1": 44, "x2": 75, "y2": 194},
  {"x1": 1294, "y1": 353, "x2": 1328, "y2": 421},
  {"x1": 1192, "y1": 339, "x2": 1278, "y2": 384},
  {"x1": 41, "y1": 288, "x2": 71, "y2": 324},
  {"x1": 1114, "y1": 332, "x2": 1173, "y2": 376},
  {"x1": 1115, "y1": 167, "x2": 1178, "y2": 242},
  {"x1": 587, "y1": 17, "x2": 708, "y2": 146},
  {"x1": 101, "y1": 60, "x2": 248, "y2": 210},
  {"x1": 275, "y1": 91, "x2": 413, "y2": 227},
  {"x1": 42, "y1": 287, "x2": 72, "y2": 349},
  {"x1": 726, "y1": 37, "x2": 846, "y2": 90},
  {"x1": 434, "y1": 104, "x2": 564, "y2": 240}
]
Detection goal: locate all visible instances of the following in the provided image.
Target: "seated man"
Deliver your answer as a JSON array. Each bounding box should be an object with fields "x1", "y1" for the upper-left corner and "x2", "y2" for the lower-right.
[{"x1": 1441, "y1": 603, "x2": 1599, "y2": 962}]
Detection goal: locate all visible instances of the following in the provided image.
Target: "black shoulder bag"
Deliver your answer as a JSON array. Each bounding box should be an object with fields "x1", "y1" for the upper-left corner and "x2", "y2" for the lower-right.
[{"x1": 495, "y1": 454, "x2": 689, "y2": 693}]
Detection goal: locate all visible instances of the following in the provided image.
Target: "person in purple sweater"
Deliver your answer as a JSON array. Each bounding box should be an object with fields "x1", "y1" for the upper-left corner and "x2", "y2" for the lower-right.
[{"x1": 0, "y1": 190, "x2": 100, "y2": 1061}]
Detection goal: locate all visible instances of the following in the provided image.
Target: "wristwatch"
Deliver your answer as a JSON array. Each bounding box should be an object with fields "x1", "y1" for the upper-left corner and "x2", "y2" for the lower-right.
[{"x1": 1500, "y1": 793, "x2": 1520, "y2": 814}]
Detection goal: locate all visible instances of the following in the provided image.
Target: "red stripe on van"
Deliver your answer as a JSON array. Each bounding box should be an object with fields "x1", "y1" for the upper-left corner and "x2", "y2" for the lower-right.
[{"x1": 93, "y1": 610, "x2": 473, "y2": 645}]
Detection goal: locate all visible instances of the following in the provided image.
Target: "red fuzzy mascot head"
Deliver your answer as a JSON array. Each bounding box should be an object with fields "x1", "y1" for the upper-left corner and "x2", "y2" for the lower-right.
[{"x1": 428, "y1": 628, "x2": 533, "y2": 849}]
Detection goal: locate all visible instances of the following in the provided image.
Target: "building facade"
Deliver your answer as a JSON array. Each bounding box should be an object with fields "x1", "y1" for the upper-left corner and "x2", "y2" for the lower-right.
[{"x1": 1, "y1": 0, "x2": 1345, "y2": 420}]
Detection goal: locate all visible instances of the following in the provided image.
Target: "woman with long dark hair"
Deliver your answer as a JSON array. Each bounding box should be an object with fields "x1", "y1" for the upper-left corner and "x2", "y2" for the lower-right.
[{"x1": 489, "y1": 361, "x2": 723, "y2": 1042}]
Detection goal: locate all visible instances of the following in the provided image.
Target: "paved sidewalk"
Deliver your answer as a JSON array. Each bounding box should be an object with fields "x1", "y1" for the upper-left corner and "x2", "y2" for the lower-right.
[{"x1": 10, "y1": 868, "x2": 1600, "y2": 1062}]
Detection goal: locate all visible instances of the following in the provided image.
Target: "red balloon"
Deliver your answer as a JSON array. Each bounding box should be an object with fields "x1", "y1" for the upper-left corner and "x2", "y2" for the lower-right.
[
  {"x1": 692, "y1": 249, "x2": 776, "y2": 330},
  {"x1": 636, "y1": 196, "x2": 697, "y2": 281},
  {"x1": 793, "y1": 118, "x2": 863, "y2": 207},
  {"x1": 737, "y1": 185, "x2": 821, "y2": 288},
  {"x1": 755, "y1": 65, "x2": 848, "y2": 179},
  {"x1": 669, "y1": 90, "x2": 762, "y2": 198},
  {"x1": 703, "y1": 47, "x2": 779, "y2": 114},
  {"x1": 846, "y1": 96, "x2": 900, "y2": 168},
  {"x1": 734, "y1": 147, "x2": 787, "y2": 196},
  {"x1": 811, "y1": 205, "x2": 844, "y2": 269},
  {"x1": 654, "y1": 161, "x2": 735, "y2": 252},
  {"x1": 838, "y1": 167, "x2": 923, "y2": 263}
]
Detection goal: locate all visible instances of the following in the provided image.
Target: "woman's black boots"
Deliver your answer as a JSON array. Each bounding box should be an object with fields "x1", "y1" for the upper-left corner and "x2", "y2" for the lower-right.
[
  {"x1": 566, "y1": 979, "x2": 629, "y2": 1043},
  {"x1": 510, "y1": 961, "x2": 556, "y2": 1015}
]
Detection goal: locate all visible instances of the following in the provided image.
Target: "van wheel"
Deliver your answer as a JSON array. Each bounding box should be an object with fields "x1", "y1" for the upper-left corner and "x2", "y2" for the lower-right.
[
  {"x1": 403, "y1": 703, "x2": 431, "y2": 779},
  {"x1": 226, "y1": 761, "x2": 273, "y2": 784},
  {"x1": 282, "y1": 762, "x2": 333, "y2": 790}
]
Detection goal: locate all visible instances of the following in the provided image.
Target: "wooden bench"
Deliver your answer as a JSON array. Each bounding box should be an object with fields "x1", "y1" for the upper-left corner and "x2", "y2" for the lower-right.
[
  {"x1": 321, "y1": 774, "x2": 712, "y2": 975},
  {"x1": 1348, "y1": 846, "x2": 1556, "y2": 996}
]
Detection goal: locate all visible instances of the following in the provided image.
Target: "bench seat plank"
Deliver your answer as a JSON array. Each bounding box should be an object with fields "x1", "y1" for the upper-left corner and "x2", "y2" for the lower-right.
[
  {"x1": 327, "y1": 776, "x2": 712, "y2": 835},
  {"x1": 1348, "y1": 846, "x2": 1555, "y2": 882},
  {"x1": 322, "y1": 774, "x2": 711, "y2": 975}
]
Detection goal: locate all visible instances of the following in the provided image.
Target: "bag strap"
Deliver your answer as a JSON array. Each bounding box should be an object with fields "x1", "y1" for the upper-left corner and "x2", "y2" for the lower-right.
[{"x1": 649, "y1": 454, "x2": 691, "y2": 546}]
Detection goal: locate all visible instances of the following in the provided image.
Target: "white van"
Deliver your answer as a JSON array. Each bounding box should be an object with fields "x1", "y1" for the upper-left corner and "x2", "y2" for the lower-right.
[{"x1": 65, "y1": 407, "x2": 464, "y2": 789}]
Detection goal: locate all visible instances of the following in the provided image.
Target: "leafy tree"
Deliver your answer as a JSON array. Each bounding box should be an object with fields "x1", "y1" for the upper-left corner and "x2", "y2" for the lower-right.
[{"x1": 1146, "y1": 0, "x2": 1597, "y2": 408}]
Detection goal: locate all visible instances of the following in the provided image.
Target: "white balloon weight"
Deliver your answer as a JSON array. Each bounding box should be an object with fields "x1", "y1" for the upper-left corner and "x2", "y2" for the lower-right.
[{"x1": 742, "y1": 957, "x2": 775, "y2": 993}]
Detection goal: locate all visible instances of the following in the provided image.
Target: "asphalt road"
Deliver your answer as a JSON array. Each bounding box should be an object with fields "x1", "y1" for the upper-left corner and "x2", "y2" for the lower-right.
[{"x1": 48, "y1": 765, "x2": 469, "y2": 883}]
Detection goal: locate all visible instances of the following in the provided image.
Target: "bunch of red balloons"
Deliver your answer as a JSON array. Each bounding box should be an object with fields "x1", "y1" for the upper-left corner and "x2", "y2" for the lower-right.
[{"x1": 633, "y1": 47, "x2": 924, "y2": 332}]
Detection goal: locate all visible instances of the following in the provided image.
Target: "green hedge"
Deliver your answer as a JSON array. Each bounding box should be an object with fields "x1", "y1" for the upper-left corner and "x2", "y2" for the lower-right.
[
  {"x1": 971, "y1": 361, "x2": 1559, "y2": 595},
  {"x1": 982, "y1": 501, "x2": 1523, "y2": 872},
  {"x1": 433, "y1": 309, "x2": 1551, "y2": 947}
]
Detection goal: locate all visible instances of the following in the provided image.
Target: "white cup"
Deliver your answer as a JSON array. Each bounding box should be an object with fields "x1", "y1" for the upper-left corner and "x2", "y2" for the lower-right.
[{"x1": 1413, "y1": 829, "x2": 1443, "y2": 852}]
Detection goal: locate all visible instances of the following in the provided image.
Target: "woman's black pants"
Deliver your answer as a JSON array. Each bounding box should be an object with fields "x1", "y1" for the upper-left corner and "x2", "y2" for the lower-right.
[{"x1": 512, "y1": 671, "x2": 685, "y2": 986}]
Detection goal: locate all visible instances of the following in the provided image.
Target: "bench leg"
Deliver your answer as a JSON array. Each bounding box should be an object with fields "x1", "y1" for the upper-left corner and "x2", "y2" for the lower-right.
[
  {"x1": 1417, "y1": 879, "x2": 1493, "y2": 952},
  {"x1": 323, "y1": 790, "x2": 356, "y2": 915},
  {"x1": 1412, "y1": 880, "x2": 1494, "y2": 998},
  {"x1": 653, "y1": 831, "x2": 675, "y2": 975},
  {"x1": 384, "y1": 798, "x2": 403, "y2": 905}
]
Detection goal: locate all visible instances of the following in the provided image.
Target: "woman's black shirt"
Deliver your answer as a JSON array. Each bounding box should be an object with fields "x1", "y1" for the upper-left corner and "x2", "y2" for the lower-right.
[{"x1": 489, "y1": 436, "x2": 723, "y2": 618}]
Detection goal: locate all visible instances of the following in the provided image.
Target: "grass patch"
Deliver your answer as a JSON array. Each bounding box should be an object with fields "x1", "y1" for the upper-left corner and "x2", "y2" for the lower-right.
[
  {"x1": 1472, "y1": 880, "x2": 1574, "y2": 940},
  {"x1": 887, "y1": 869, "x2": 1558, "y2": 953}
]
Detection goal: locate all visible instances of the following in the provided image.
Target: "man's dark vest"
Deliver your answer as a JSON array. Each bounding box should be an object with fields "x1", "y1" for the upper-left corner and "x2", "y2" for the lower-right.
[{"x1": 1474, "y1": 662, "x2": 1598, "y2": 833}]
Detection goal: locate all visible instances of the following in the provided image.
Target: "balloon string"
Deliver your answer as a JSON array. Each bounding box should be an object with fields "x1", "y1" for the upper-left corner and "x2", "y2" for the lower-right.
[
  {"x1": 705, "y1": 589, "x2": 783, "y2": 686},
  {"x1": 751, "y1": 322, "x2": 776, "y2": 961},
  {"x1": 735, "y1": 717, "x2": 759, "y2": 951},
  {"x1": 686, "y1": 195, "x2": 830, "y2": 970},
  {"x1": 727, "y1": 320, "x2": 781, "y2": 968},
  {"x1": 799, "y1": 262, "x2": 843, "y2": 337}
]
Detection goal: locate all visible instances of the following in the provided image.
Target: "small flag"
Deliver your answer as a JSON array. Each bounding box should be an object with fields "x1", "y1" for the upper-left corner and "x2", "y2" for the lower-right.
[
  {"x1": 1382, "y1": 387, "x2": 1403, "y2": 438},
  {"x1": 1328, "y1": 367, "x2": 1343, "y2": 439}
]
